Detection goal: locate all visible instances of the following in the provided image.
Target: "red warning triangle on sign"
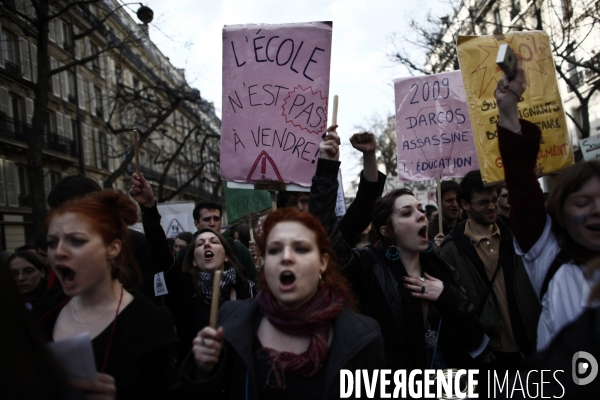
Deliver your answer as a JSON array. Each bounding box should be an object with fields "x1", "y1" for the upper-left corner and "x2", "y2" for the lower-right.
[{"x1": 247, "y1": 151, "x2": 283, "y2": 182}]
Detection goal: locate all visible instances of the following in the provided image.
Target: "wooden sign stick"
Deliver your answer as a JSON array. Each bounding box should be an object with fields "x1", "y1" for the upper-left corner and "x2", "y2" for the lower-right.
[
  {"x1": 248, "y1": 217, "x2": 260, "y2": 267},
  {"x1": 209, "y1": 269, "x2": 222, "y2": 329},
  {"x1": 270, "y1": 191, "x2": 277, "y2": 211},
  {"x1": 133, "y1": 130, "x2": 141, "y2": 176},
  {"x1": 332, "y1": 95, "x2": 338, "y2": 129},
  {"x1": 437, "y1": 175, "x2": 443, "y2": 236}
]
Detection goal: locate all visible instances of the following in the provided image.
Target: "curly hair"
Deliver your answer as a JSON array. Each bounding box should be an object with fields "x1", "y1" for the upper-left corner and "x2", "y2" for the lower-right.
[{"x1": 257, "y1": 208, "x2": 355, "y2": 308}]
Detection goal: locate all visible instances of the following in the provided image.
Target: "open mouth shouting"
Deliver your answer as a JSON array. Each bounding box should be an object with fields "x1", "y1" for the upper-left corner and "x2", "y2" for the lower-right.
[
  {"x1": 418, "y1": 225, "x2": 428, "y2": 241},
  {"x1": 587, "y1": 223, "x2": 600, "y2": 233},
  {"x1": 204, "y1": 250, "x2": 215, "y2": 262},
  {"x1": 56, "y1": 265, "x2": 76, "y2": 288},
  {"x1": 279, "y1": 270, "x2": 296, "y2": 291}
]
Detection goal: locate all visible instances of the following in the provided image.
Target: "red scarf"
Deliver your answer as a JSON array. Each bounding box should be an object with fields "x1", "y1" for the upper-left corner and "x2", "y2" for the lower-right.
[{"x1": 256, "y1": 285, "x2": 344, "y2": 389}]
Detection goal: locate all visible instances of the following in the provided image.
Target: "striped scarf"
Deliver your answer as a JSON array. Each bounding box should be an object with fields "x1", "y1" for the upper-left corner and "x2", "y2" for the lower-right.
[
  {"x1": 194, "y1": 268, "x2": 237, "y2": 300},
  {"x1": 256, "y1": 285, "x2": 344, "y2": 389}
]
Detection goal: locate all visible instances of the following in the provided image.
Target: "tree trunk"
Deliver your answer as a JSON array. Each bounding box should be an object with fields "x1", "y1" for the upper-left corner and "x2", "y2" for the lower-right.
[{"x1": 28, "y1": 4, "x2": 50, "y2": 234}]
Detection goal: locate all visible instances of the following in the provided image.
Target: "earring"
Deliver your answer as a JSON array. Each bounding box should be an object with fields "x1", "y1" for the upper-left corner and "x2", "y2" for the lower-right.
[
  {"x1": 386, "y1": 246, "x2": 401, "y2": 261},
  {"x1": 319, "y1": 273, "x2": 323, "y2": 281},
  {"x1": 423, "y1": 241, "x2": 434, "y2": 254}
]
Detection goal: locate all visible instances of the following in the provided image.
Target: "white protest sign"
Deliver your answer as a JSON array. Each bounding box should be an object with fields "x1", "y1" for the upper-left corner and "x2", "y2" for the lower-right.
[
  {"x1": 157, "y1": 202, "x2": 196, "y2": 238},
  {"x1": 335, "y1": 170, "x2": 346, "y2": 217},
  {"x1": 580, "y1": 137, "x2": 600, "y2": 161}
]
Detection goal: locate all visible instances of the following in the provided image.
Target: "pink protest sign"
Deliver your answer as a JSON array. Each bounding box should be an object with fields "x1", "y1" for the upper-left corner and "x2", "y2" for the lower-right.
[
  {"x1": 221, "y1": 22, "x2": 332, "y2": 187},
  {"x1": 394, "y1": 70, "x2": 479, "y2": 182}
]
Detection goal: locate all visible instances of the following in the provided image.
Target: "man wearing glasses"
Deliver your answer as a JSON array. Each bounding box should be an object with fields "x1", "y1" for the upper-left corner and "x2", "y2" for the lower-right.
[
  {"x1": 497, "y1": 184, "x2": 511, "y2": 220},
  {"x1": 439, "y1": 170, "x2": 540, "y2": 373}
]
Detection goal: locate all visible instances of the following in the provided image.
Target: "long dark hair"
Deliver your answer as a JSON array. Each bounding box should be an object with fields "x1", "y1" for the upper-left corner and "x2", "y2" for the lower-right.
[
  {"x1": 7, "y1": 251, "x2": 48, "y2": 294},
  {"x1": 0, "y1": 259, "x2": 69, "y2": 399},
  {"x1": 182, "y1": 228, "x2": 248, "y2": 297},
  {"x1": 371, "y1": 188, "x2": 415, "y2": 247},
  {"x1": 546, "y1": 160, "x2": 600, "y2": 264}
]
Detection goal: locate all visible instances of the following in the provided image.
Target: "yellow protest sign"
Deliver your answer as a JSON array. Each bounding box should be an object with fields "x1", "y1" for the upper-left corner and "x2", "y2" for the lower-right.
[{"x1": 457, "y1": 31, "x2": 573, "y2": 185}]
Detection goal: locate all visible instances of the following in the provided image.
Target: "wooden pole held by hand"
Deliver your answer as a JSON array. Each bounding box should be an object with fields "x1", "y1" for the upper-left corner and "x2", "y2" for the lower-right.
[
  {"x1": 270, "y1": 191, "x2": 277, "y2": 211},
  {"x1": 437, "y1": 176, "x2": 443, "y2": 236},
  {"x1": 133, "y1": 130, "x2": 141, "y2": 176},
  {"x1": 248, "y1": 217, "x2": 260, "y2": 267},
  {"x1": 209, "y1": 270, "x2": 222, "y2": 329},
  {"x1": 248, "y1": 217, "x2": 255, "y2": 243},
  {"x1": 332, "y1": 95, "x2": 338, "y2": 129}
]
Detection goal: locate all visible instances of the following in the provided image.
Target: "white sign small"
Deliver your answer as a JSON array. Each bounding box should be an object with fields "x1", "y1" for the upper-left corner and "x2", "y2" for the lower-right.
[
  {"x1": 580, "y1": 136, "x2": 600, "y2": 161},
  {"x1": 157, "y1": 202, "x2": 195, "y2": 238},
  {"x1": 335, "y1": 171, "x2": 346, "y2": 217},
  {"x1": 154, "y1": 272, "x2": 168, "y2": 296}
]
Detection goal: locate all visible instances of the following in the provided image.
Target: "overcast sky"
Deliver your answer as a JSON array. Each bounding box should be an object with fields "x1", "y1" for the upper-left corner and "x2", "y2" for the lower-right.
[{"x1": 136, "y1": 0, "x2": 452, "y2": 190}]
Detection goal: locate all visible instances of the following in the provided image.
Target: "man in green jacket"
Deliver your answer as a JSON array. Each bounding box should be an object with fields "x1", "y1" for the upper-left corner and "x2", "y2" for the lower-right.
[{"x1": 440, "y1": 170, "x2": 540, "y2": 372}]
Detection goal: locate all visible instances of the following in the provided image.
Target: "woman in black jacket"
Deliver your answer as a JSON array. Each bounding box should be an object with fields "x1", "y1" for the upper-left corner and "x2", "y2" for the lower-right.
[
  {"x1": 34, "y1": 190, "x2": 176, "y2": 399},
  {"x1": 177, "y1": 208, "x2": 385, "y2": 399},
  {"x1": 130, "y1": 173, "x2": 256, "y2": 366},
  {"x1": 310, "y1": 130, "x2": 486, "y2": 372}
]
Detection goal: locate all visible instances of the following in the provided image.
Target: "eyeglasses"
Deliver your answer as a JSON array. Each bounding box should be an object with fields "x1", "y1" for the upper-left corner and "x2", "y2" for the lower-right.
[
  {"x1": 470, "y1": 197, "x2": 500, "y2": 207},
  {"x1": 286, "y1": 197, "x2": 309, "y2": 207},
  {"x1": 11, "y1": 269, "x2": 37, "y2": 278}
]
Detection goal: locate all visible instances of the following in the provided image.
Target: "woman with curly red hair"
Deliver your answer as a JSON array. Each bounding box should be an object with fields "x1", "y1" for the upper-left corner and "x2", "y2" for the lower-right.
[{"x1": 177, "y1": 208, "x2": 385, "y2": 399}]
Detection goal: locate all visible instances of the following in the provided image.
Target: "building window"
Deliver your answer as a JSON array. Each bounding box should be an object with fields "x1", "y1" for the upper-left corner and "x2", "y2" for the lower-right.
[
  {"x1": 66, "y1": 70, "x2": 76, "y2": 103},
  {"x1": 94, "y1": 85, "x2": 103, "y2": 117},
  {"x1": 90, "y1": 43, "x2": 100, "y2": 73},
  {"x1": 3, "y1": 93, "x2": 25, "y2": 134},
  {"x1": 561, "y1": 0, "x2": 572, "y2": 20},
  {"x1": 1, "y1": 30, "x2": 19, "y2": 75},
  {"x1": 511, "y1": 0, "x2": 521, "y2": 19},
  {"x1": 62, "y1": 21, "x2": 71, "y2": 51},
  {"x1": 17, "y1": 165, "x2": 29, "y2": 207},
  {"x1": 494, "y1": 8, "x2": 502, "y2": 32},
  {"x1": 48, "y1": 112, "x2": 57, "y2": 134},
  {"x1": 0, "y1": 158, "x2": 21, "y2": 207}
]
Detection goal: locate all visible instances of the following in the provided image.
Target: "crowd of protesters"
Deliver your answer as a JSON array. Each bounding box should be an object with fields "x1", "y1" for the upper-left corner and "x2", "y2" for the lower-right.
[{"x1": 2, "y1": 61, "x2": 599, "y2": 399}]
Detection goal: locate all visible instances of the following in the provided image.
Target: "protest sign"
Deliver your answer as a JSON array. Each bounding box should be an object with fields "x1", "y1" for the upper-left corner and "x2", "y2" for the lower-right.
[
  {"x1": 224, "y1": 181, "x2": 272, "y2": 224},
  {"x1": 157, "y1": 202, "x2": 195, "y2": 238},
  {"x1": 220, "y1": 22, "x2": 332, "y2": 187},
  {"x1": 457, "y1": 31, "x2": 573, "y2": 185},
  {"x1": 394, "y1": 70, "x2": 479, "y2": 182},
  {"x1": 580, "y1": 136, "x2": 600, "y2": 161},
  {"x1": 335, "y1": 170, "x2": 346, "y2": 217}
]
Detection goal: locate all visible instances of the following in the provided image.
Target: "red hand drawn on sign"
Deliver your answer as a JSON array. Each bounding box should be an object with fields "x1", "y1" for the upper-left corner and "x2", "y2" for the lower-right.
[{"x1": 247, "y1": 151, "x2": 284, "y2": 182}]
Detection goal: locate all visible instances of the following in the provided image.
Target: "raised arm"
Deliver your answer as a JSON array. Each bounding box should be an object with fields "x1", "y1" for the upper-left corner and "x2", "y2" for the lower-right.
[
  {"x1": 308, "y1": 126, "x2": 354, "y2": 265},
  {"x1": 342, "y1": 132, "x2": 386, "y2": 246},
  {"x1": 129, "y1": 173, "x2": 176, "y2": 272},
  {"x1": 495, "y1": 62, "x2": 546, "y2": 253}
]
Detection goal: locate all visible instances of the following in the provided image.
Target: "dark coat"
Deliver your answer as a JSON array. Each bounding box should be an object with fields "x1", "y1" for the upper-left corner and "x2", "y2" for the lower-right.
[
  {"x1": 440, "y1": 219, "x2": 540, "y2": 354},
  {"x1": 308, "y1": 158, "x2": 386, "y2": 247},
  {"x1": 140, "y1": 204, "x2": 256, "y2": 364},
  {"x1": 176, "y1": 299, "x2": 386, "y2": 399},
  {"x1": 34, "y1": 289, "x2": 177, "y2": 399},
  {"x1": 309, "y1": 159, "x2": 485, "y2": 371}
]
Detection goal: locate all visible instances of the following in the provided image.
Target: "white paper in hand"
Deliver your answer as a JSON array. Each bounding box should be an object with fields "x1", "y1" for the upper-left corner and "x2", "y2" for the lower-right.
[{"x1": 48, "y1": 332, "x2": 97, "y2": 380}]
